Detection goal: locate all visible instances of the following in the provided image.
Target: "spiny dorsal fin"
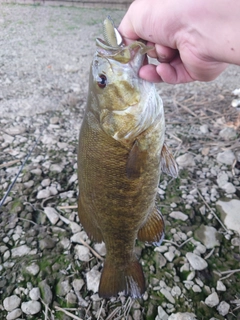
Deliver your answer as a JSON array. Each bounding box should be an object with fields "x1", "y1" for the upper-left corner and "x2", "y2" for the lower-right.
[{"x1": 103, "y1": 16, "x2": 122, "y2": 48}]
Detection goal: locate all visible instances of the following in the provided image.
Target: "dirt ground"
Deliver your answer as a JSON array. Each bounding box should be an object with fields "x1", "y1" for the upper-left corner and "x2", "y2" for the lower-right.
[{"x1": 0, "y1": 3, "x2": 240, "y2": 320}]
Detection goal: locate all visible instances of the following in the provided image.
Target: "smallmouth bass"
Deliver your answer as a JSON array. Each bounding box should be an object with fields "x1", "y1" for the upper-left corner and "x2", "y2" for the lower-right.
[{"x1": 78, "y1": 17, "x2": 178, "y2": 298}]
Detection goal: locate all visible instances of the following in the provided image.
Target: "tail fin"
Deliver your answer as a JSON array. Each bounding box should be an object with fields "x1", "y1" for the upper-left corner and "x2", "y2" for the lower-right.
[{"x1": 99, "y1": 258, "x2": 145, "y2": 298}]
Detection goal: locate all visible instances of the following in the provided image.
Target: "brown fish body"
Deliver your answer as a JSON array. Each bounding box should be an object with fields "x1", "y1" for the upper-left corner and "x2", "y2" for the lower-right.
[{"x1": 78, "y1": 18, "x2": 178, "y2": 298}]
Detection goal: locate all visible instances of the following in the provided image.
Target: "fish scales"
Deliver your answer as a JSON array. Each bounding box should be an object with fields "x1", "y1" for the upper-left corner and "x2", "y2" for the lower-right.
[{"x1": 78, "y1": 17, "x2": 178, "y2": 298}]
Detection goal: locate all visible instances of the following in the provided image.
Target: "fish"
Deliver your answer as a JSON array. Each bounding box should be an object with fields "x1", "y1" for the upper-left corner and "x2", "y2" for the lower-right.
[{"x1": 77, "y1": 16, "x2": 178, "y2": 298}]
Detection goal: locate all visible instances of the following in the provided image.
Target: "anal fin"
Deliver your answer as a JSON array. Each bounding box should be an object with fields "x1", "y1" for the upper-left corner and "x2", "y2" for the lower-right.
[
  {"x1": 78, "y1": 197, "x2": 103, "y2": 243},
  {"x1": 138, "y1": 206, "x2": 164, "y2": 246}
]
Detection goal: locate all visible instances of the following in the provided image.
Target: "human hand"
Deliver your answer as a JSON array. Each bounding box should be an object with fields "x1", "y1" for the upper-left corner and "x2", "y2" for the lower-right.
[{"x1": 118, "y1": 0, "x2": 229, "y2": 84}]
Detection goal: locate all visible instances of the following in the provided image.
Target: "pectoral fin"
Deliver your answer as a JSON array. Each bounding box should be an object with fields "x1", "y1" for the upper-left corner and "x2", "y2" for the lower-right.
[
  {"x1": 78, "y1": 197, "x2": 103, "y2": 243},
  {"x1": 126, "y1": 140, "x2": 148, "y2": 179},
  {"x1": 138, "y1": 206, "x2": 165, "y2": 246},
  {"x1": 160, "y1": 143, "x2": 178, "y2": 178}
]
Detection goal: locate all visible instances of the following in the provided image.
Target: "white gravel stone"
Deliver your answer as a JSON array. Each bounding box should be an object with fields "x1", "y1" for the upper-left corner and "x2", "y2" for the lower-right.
[
  {"x1": 217, "y1": 199, "x2": 240, "y2": 234},
  {"x1": 171, "y1": 286, "x2": 181, "y2": 297},
  {"x1": 205, "y1": 292, "x2": 219, "y2": 307},
  {"x1": 29, "y1": 287, "x2": 40, "y2": 300},
  {"x1": 50, "y1": 164, "x2": 64, "y2": 172},
  {"x1": 75, "y1": 245, "x2": 90, "y2": 261},
  {"x1": 93, "y1": 242, "x2": 106, "y2": 256},
  {"x1": 72, "y1": 279, "x2": 85, "y2": 291},
  {"x1": 217, "y1": 171, "x2": 228, "y2": 188},
  {"x1": 5, "y1": 125, "x2": 26, "y2": 135},
  {"x1": 44, "y1": 207, "x2": 59, "y2": 225},
  {"x1": 219, "y1": 127, "x2": 237, "y2": 140},
  {"x1": 176, "y1": 153, "x2": 195, "y2": 167},
  {"x1": 186, "y1": 252, "x2": 208, "y2": 270},
  {"x1": 200, "y1": 124, "x2": 209, "y2": 134},
  {"x1": 21, "y1": 301, "x2": 41, "y2": 315},
  {"x1": 3, "y1": 295, "x2": 21, "y2": 312},
  {"x1": 216, "y1": 150, "x2": 236, "y2": 165},
  {"x1": 86, "y1": 268, "x2": 101, "y2": 293},
  {"x1": 216, "y1": 280, "x2": 226, "y2": 291},
  {"x1": 164, "y1": 251, "x2": 175, "y2": 262},
  {"x1": 222, "y1": 182, "x2": 236, "y2": 194},
  {"x1": 11, "y1": 245, "x2": 31, "y2": 257},
  {"x1": 36, "y1": 188, "x2": 51, "y2": 199},
  {"x1": 195, "y1": 225, "x2": 220, "y2": 249},
  {"x1": 160, "y1": 288, "x2": 175, "y2": 304},
  {"x1": 192, "y1": 285, "x2": 201, "y2": 292},
  {"x1": 155, "y1": 306, "x2": 168, "y2": 320},
  {"x1": 6, "y1": 308, "x2": 22, "y2": 320},
  {"x1": 168, "y1": 312, "x2": 197, "y2": 320},
  {"x1": 217, "y1": 301, "x2": 230, "y2": 316},
  {"x1": 169, "y1": 211, "x2": 188, "y2": 221},
  {"x1": 25, "y1": 263, "x2": 40, "y2": 275}
]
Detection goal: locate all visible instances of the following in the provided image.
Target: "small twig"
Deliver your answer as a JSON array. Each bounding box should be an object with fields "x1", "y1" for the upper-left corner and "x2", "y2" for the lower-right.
[
  {"x1": 220, "y1": 268, "x2": 240, "y2": 275},
  {"x1": 57, "y1": 205, "x2": 78, "y2": 210},
  {"x1": 18, "y1": 217, "x2": 37, "y2": 225},
  {"x1": 204, "y1": 248, "x2": 215, "y2": 260},
  {"x1": 197, "y1": 189, "x2": 229, "y2": 233},
  {"x1": 0, "y1": 159, "x2": 20, "y2": 169},
  {"x1": 97, "y1": 300, "x2": 104, "y2": 320},
  {"x1": 78, "y1": 236, "x2": 104, "y2": 261},
  {"x1": 55, "y1": 306, "x2": 83, "y2": 320},
  {"x1": 176, "y1": 101, "x2": 199, "y2": 118}
]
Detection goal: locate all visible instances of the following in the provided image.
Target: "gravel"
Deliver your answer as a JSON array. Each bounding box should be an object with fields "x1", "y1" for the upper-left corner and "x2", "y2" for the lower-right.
[{"x1": 0, "y1": 3, "x2": 240, "y2": 320}]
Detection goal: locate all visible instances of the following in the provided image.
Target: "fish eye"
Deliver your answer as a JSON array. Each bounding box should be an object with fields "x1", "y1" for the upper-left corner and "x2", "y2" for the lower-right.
[{"x1": 97, "y1": 74, "x2": 107, "y2": 88}]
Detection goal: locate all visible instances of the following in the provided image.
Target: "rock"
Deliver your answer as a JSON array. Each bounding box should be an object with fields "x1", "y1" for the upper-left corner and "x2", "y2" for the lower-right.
[
  {"x1": 4, "y1": 125, "x2": 26, "y2": 135},
  {"x1": 86, "y1": 268, "x2": 101, "y2": 293},
  {"x1": 93, "y1": 242, "x2": 107, "y2": 256},
  {"x1": 29, "y1": 287, "x2": 40, "y2": 300},
  {"x1": 216, "y1": 171, "x2": 228, "y2": 188},
  {"x1": 39, "y1": 280, "x2": 53, "y2": 304},
  {"x1": 168, "y1": 312, "x2": 197, "y2": 320},
  {"x1": 6, "y1": 308, "x2": 22, "y2": 320},
  {"x1": 200, "y1": 124, "x2": 209, "y2": 134},
  {"x1": 160, "y1": 288, "x2": 175, "y2": 304},
  {"x1": 192, "y1": 285, "x2": 201, "y2": 292},
  {"x1": 3, "y1": 295, "x2": 21, "y2": 312},
  {"x1": 217, "y1": 301, "x2": 230, "y2": 316},
  {"x1": 186, "y1": 252, "x2": 208, "y2": 270},
  {"x1": 176, "y1": 153, "x2": 195, "y2": 167},
  {"x1": 155, "y1": 306, "x2": 168, "y2": 320},
  {"x1": 50, "y1": 164, "x2": 64, "y2": 173},
  {"x1": 216, "y1": 150, "x2": 236, "y2": 165},
  {"x1": 39, "y1": 236, "x2": 57, "y2": 250},
  {"x1": 222, "y1": 182, "x2": 236, "y2": 194},
  {"x1": 72, "y1": 279, "x2": 85, "y2": 292},
  {"x1": 21, "y1": 301, "x2": 41, "y2": 315},
  {"x1": 25, "y1": 263, "x2": 40, "y2": 276},
  {"x1": 194, "y1": 225, "x2": 221, "y2": 249},
  {"x1": 216, "y1": 199, "x2": 240, "y2": 234},
  {"x1": 36, "y1": 189, "x2": 51, "y2": 199},
  {"x1": 66, "y1": 292, "x2": 77, "y2": 305},
  {"x1": 169, "y1": 211, "x2": 188, "y2": 221},
  {"x1": 219, "y1": 127, "x2": 237, "y2": 140},
  {"x1": 11, "y1": 245, "x2": 31, "y2": 257},
  {"x1": 205, "y1": 292, "x2": 219, "y2": 307},
  {"x1": 171, "y1": 286, "x2": 181, "y2": 297},
  {"x1": 56, "y1": 279, "x2": 71, "y2": 296},
  {"x1": 44, "y1": 207, "x2": 59, "y2": 224},
  {"x1": 74, "y1": 245, "x2": 91, "y2": 261}
]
